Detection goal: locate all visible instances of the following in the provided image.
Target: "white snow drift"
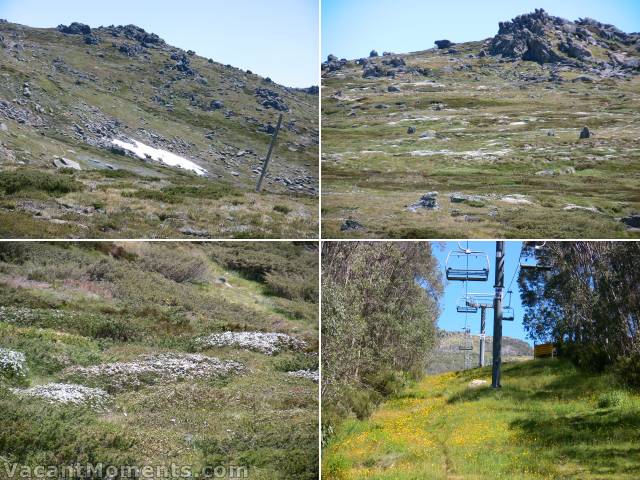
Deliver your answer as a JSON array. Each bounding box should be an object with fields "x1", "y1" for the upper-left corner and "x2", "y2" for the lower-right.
[
  {"x1": 197, "y1": 331, "x2": 307, "y2": 355},
  {"x1": 112, "y1": 138, "x2": 207, "y2": 176},
  {"x1": 12, "y1": 383, "x2": 108, "y2": 405}
]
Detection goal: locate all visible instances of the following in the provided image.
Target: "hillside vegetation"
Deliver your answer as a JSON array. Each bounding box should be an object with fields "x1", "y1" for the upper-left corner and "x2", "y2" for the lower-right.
[
  {"x1": 321, "y1": 9, "x2": 640, "y2": 238},
  {"x1": 0, "y1": 242, "x2": 318, "y2": 479},
  {"x1": 323, "y1": 358, "x2": 640, "y2": 479},
  {"x1": 322, "y1": 242, "x2": 442, "y2": 441},
  {"x1": 426, "y1": 330, "x2": 533, "y2": 374},
  {"x1": 0, "y1": 20, "x2": 318, "y2": 238}
]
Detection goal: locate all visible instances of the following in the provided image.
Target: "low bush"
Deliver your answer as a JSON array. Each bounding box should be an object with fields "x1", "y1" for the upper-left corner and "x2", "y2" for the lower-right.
[
  {"x1": 124, "y1": 182, "x2": 241, "y2": 203},
  {"x1": 0, "y1": 170, "x2": 83, "y2": 195},
  {"x1": 614, "y1": 350, "x2": 640, "y2": 388},
  {"x1": 273, "y1": 204, "x2": 291, "y2": 214},
  {"x1": 0, "y1": 387, "x2": 136, "y2": 466},
  {"x1": 597, "y1": 390, "x2": 629, "y2": 409}
]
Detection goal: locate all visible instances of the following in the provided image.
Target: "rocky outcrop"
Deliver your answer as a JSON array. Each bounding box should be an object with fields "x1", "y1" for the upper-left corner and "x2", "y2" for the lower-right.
[
  {"x1": 489, "y1": 9, "x2": 640, "y2": 68},
  {"x1": 435, "y1": 39, "x2": 454, "y2": 49},
  {"x1": 255, "y1": 87, "x2": 288, "y2": 111},
  {"x1": 57, "y1": 22, "x2": 91, "y2": 35}
]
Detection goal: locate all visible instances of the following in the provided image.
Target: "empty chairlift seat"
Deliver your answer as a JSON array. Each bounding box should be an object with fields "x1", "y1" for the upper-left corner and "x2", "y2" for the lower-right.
[
  {"x1": 445, "y1": 246, "x2": 490, "y2": 282},
  {"x1": 456, "y1": 296, "x2": 478, "y2": 314}
]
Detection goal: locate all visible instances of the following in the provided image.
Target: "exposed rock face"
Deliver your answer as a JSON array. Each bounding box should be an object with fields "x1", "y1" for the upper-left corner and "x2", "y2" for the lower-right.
[
  {"x1": 488, "y1": 8, "x2": 640, "y2": 67},
  {"x1": 255, "y1": 87, "x2": 288, "y2": 111},
  {"x1": 57, "y1": 22, "x2": 91, "y2": 35},
  {"x1": 369, "y1": 49, "x2": 379, "y2": 57}
]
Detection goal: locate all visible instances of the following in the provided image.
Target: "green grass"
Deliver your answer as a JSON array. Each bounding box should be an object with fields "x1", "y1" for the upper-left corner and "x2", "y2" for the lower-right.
[
  {"x1": 0, "y1": 242, "x2": 318, "y2": 479},
  {"x1": 321, "y1": 42, "x2": 640, "y2": 238},
  {"x1": 322, "y1": 359, "x2": 640, "y2": 479}
]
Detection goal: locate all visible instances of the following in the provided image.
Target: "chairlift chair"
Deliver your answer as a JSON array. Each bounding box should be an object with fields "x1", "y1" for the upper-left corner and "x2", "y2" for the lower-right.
[
  {"x1": 520, "y1": 242, "x2": 552, "y2": 270},
  {"x1": 465, "y1": 292, "x2": 494, "y2": 309},
  {"x1": 502, "y1": 290, "x2": 515, "y2": 321},
  {"x1": 458, "y1": 327, "x2": 473, "y2": 351},
  {"x1": 456, "y1": 296, "x2": 478, "y2": 314},
  {"x1": 445, "y1": 244, "x2": 490, "y2": 282}
]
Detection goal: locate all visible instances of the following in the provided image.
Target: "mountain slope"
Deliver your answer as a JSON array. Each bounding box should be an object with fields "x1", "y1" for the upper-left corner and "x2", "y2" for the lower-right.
[
  {"x1": 427, "y1": 329, "x2": 532, "y2": 374},
  {"x1": 323, "y1": 358, "x2": 640, "y2": 479},
  {"x1": 321, "y1": 9, "x2": 640, "y2": 239},
  {"x1": 0, "y1": 20, "x2": 318, "y2": 238},
  {"x1": 0, "y1": 242, "x2": 318, "y2": 479}
]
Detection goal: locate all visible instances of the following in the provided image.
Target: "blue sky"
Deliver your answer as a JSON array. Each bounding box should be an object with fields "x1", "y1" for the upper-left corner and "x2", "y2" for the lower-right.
[
  {"x1": 322, "y1": 0, "x2": 640, "y2": 59},
  {"x1": 431, "y1": 241, "x2": 531, "y2": 345},
  {"x1": 0, "y1": 0, "x2": 319, "y2": 88}
]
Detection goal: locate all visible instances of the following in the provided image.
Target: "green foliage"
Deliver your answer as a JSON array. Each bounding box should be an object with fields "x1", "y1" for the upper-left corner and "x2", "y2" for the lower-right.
[
  {"x1": 272, "y1": 353, "x2": 318, "y2": 373},
  {"x1": 138, "y1": 246, "x2": 207, "y2": 283},
  {"x1": 322, "y1": 242, "x2": 442, "y2": 435},
  {"x1": 273, "y1": 204, "x2": 291, "y2": 214},
  {"x1": 196, "y1": 414, "x2": 318, "y2": 480},
  {"x1": 264, "y1": 271, "x2": 317, "y2": 302},
  {"x1": 597, "y1": 390, "x2": 629, "y2": 409},
  {"x1": 0, "y1": 323, "x2": 102, "y2": 376},
  {"x1": 615, "y1": 350, "x2": 640, "y2": 388},
  {"x1": 0, "y1": 170, "x2": 83, "y2": 195},
  {"x1": 125, "y1": 183, "x2": 241, "y2": 203},
  {"x1": 519, "y1": 242, "x2": 640, "y2": 382},
  {"x1": 0, "y1": 387, "x2": 136, "y2": 466}
]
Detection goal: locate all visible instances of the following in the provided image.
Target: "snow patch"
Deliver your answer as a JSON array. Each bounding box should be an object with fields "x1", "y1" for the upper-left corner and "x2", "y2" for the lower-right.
[
  {"x1": 197, "y1": 331, "x2": 306, "y2": 355},
  {"x1": 112, "y1": 138, "x2": 207, "y2": 176}
]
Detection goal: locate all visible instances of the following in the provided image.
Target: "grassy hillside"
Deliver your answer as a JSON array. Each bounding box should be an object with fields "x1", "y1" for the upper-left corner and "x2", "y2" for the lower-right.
[
  {"x1": 321, "y1": 11, "x2": 640, "y2": 238},
  {"x1": 0, "y1": 242, "x2": 318, "y2": 479},
  {"x1": 427, "y1": 330, "x2": 533, "y2": 374},
  {"x1": 0, "y1": 20, "x2": 318, "y2": 238},
  {"x1": 323, "y1": 359, "x2": 640, "y2": 479}
]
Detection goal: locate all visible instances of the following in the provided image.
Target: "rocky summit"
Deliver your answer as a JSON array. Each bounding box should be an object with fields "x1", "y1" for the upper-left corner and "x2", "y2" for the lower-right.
[
  {"x1": 321, "y1": 9, "x2": 640, "y2": 239},
  {"x1": 0, "y1": 20, "x2": 318, "y2": 238}
]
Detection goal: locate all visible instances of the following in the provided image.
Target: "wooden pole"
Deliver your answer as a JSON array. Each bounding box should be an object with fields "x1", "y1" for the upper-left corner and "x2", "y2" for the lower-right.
[{"x1": 256, "y1": 113, "x2": 283, "y2": 192}]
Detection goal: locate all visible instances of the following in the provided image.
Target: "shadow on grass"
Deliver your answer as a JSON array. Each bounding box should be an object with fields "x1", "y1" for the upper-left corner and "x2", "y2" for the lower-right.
[{"x1": 512, "y1": 410, "x2": 640, "y2": 475}]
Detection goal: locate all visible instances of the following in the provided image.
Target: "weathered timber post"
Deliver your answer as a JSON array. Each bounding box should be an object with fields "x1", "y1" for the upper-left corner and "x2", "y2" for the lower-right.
[{"x1": 256, "y1": 113, "x2": 283, "y2": 192}]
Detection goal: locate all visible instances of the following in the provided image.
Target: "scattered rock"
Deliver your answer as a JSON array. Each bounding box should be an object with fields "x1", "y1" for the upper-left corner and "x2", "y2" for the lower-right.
[
  {"x1": 53, "y1": 157, "x2": 81, "y2": 170},
  {"x1": 547, "y1": 129, "x2": 555, "y2": 136},
  {"x1": 340, "y1": 219, "x2": 365, "y2": 232},
  {"x1": 387, "y1": 85, "x2": 401, "y2": 92},
  {"x1": 179, "y1": 226, "x2": 210, "y2": 237},
  {"x1": 12, "y1": 383, "x2": 107, "y2": 405},
  {"x1": 0, "y1": 123, "x2": 7, "y2": 132},
  {"x1": 57, "y1": 22, "x2": 91, "y2": 35},
  {"x1": 563, "y1": 204, "x2": 599, "y2": 213},
  {"x1": 288, "y1": 370, "x2": 319, "y2": 382},
  {"x1": 435, "y1": 40, "x2": 454, "y2": 49},
  {"x1": 0, "y1": 348, "x2": 27, "y2": 377},
  {"x1": 579, "y1": 126, "x2": 591, "y2": 139},
  {"x1": 501, "y1": 194, "x2": 532, "y2": 205},
  {"x1": 407, "y1": 126, "x2": 416, "y2": 134},
  {"x1": 621, "y1": 214, "x2": 640, "y2": 228},
  {"x1": 197, "y1": 331, "x2": 306, "y2": 355},
  {"x1": 407, "y1": 192, "x2": 439, "y2": 212},
  {"x1": 469, "y1": 379, "x2": 488, "y2": 389},
  {"x1": 255, "y1": 87, "x2": 288, "y2": 111},
  {"x1": 64, "y1": 354, "x2": 244, "y2": 391}
]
